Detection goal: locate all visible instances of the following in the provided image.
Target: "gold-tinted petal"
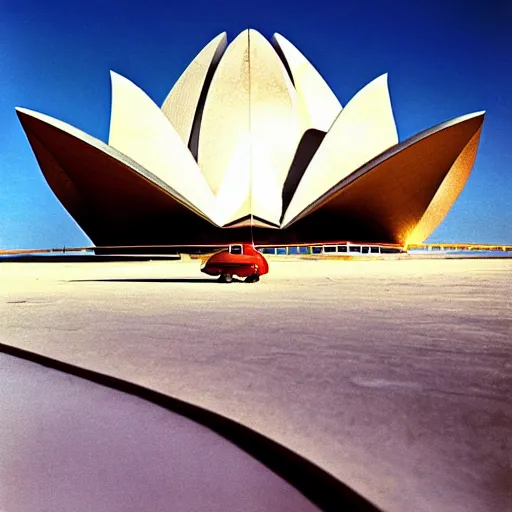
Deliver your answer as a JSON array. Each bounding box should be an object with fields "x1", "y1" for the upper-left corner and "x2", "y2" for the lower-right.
[{"x1": 283, "y1": 112, "x2": 484, "y2": 246}]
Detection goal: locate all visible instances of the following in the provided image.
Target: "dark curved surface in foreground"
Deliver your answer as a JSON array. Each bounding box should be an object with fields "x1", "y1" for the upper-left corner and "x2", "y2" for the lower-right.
[{"x1": 0, "y1": 343, "x2": 380, "y2": 512}]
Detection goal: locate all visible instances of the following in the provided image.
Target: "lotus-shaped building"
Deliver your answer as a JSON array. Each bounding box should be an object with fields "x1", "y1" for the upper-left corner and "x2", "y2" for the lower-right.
[{"x1": 17, "y1": 29, "x2": 484, "y2": 249}]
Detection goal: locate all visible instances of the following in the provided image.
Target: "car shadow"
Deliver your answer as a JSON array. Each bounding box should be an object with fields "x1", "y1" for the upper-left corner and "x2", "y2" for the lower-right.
[{"x1": 68, "y1": 278, "x2": 243, "y2": 284}]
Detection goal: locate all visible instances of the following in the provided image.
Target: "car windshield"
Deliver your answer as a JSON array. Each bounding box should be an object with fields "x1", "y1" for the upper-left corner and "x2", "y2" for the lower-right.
[{"x1": 229, "y1": 245, "x2": 243, "y2": 255}]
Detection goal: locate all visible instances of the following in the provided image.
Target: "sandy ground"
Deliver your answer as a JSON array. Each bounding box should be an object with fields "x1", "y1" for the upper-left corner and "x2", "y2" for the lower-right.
[{"x1": 0, "y1": 258, "x2": 511, "y2": 512}]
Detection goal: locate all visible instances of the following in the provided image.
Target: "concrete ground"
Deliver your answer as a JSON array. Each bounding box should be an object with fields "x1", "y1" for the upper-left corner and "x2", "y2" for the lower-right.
[{"x1": 0, "y1": 258, "x2": 511, "y2": 512}]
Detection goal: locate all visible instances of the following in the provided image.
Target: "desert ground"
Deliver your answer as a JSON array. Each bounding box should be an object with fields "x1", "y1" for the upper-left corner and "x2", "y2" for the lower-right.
[{"x1": 0, "y1": 257, "x2": 511, "y2": 512}]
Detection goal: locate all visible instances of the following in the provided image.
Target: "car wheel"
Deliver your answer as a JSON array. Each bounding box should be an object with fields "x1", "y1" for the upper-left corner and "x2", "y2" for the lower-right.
[
  {"x1": 245, "y1": 274, "x2": 260, "y2": 283},
  {"x1": 219, "y1": 273, "x2": 233, "y2": 283}
]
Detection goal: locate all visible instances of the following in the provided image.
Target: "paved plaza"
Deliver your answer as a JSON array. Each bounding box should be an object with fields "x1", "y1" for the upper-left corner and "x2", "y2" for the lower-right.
[{"x1": 1, "y1": 258, "x2": 511, "y2": 511}]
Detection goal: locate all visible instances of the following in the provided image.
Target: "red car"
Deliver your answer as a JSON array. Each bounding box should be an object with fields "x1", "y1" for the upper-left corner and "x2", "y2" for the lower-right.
[{"x1": 201, "y1": 244, "x2": 269, "y2": 283}]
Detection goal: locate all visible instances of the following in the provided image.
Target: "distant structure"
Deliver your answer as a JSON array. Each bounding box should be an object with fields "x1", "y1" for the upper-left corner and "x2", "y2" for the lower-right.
[{"x1": 16, "y1": 29, "x2": 484, "y2": 249}]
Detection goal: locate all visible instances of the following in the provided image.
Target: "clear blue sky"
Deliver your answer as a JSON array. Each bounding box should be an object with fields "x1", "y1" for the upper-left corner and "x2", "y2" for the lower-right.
[{"x1": 1, "y1": 0, "x2": 510, "y2": 248}]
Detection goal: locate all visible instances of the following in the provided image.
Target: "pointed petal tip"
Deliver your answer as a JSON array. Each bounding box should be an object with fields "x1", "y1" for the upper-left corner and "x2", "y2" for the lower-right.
[
  {"x1": 460, "y1": 110, "x2": 485, "y2": 123},
  {"x1": 15, "y1": 106, "x2": 40, "y2": 118},
  {"x1": 272, "y1": 33, "x2": 289, "y2": 48},
  {"x1": 374, "y1": 73, "x2": 389, "y2": 84},
  {"x1": 272, "y1": 33, "x2": 290, "y2": 44},
  {"x1": 211, "y1": 31, "x2": 227, "y2": 42},
  {"x1": 452, "y1": 110, "x2": 486, "y2": 125},
  {"x1": 248, "y1": 28, "x2": 265, "y2": 39},
  {"x1": 110, "y1": 70, "x2": 125, "y2": 82},
  {"x1": 349, "y1": 74, "x2": 391, "y2": 100},
  {"x1": 109, "y1": 71, "x2": 126, "y2": 88},
  {"x1": 228, "y1": 29, "x2": 249, "y2": 43},
  {"x1": 15, "y1": 106, "x2": 33, "y2": 121}
]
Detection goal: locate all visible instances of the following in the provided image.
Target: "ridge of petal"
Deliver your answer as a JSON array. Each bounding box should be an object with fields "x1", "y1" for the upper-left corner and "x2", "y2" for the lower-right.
[
  {"x1": 161, "y1": 32, "x2": 227, "y2": 149},
  {"x1": 282, "y1": 74, "x2": 398, "y2": 227},
  {"x1": 108, "y1": 72, "x2": 218, "y2": 224},
  {"x1": 198, "y1": 29, "x2": 302, "y2": 226},
  {"x1": 247, "y1": 29, "x2": 302, "y2": 225},
  {"x1": 197, "y1": 30, "x2": 251, "y2": 223},
  {"x1": 272, "y1": 33, "x2": 342, "y2": 132}
]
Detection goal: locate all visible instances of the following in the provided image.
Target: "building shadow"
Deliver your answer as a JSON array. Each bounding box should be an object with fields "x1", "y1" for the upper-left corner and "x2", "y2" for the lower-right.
[{"x1": 68, "y1": 278, "x2": 242, "y2": 284}]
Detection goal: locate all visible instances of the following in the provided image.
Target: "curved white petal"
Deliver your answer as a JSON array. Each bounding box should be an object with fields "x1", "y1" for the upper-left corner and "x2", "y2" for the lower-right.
[
  {"x1": 16, "y1": 107, "x2": 215, "y2": 223},
  {"x1": 198, "y1": 29, "x2": 301, "y2": 225},
  {"x1": 198, "y1": 30, "x2": 250, "y2": 197},
  {"x1": 248, "y1": 30, "x2": 301, "y2": 224},
  {"x1": 283, "y1": 74, "x2": 398, "y2": 226},
  {"x1": 273, "y1": 33, "x2": 342, "y2": 132},
  {"x1": 161, "y1": 32, "x2": 227, "y2": 147},
  {"x1": 108, "y1": 71, "x2": 218, "y2": 223}
]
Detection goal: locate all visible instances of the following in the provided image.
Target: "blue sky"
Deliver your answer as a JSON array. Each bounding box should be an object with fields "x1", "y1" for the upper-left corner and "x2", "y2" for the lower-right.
[{"x1": 1, "y1": 0, "x2": 510, "y2": 248}]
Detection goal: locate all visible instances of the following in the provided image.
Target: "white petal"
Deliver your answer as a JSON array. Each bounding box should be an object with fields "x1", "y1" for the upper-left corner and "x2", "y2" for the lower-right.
[
  {"x1": 273, "y1": 33, "x2": 342, "y2": 132},
  {"x1": 282, "y1": 74, "x2": 398, "y2": 227},
  {"x1": 161, "y1": 33, "x2": 227, "y2": 148},
  {"x1": 108, "y1": 71, "x2": 217, "y2": 223},
  {"x1": 198, "y1": 29, "x2": 301, "y2": 226}
]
